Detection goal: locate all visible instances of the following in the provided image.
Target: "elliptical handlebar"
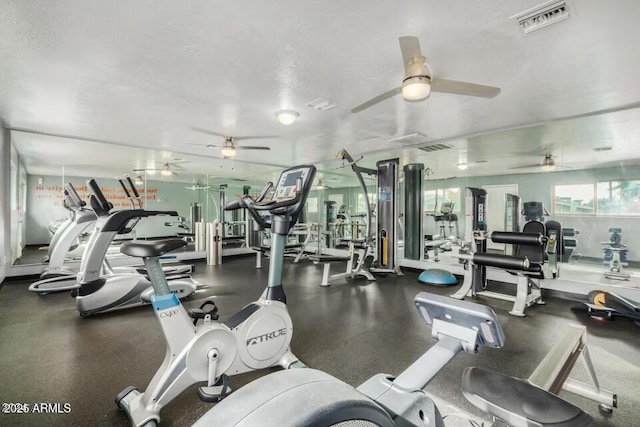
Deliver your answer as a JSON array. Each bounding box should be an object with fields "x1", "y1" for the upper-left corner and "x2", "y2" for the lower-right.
[
  {"x1": 126, "y1": 175, "x2": 141, "y2": 198},
  {"x1": 87, "y1": 179, "x2": 112, "y2": 212},
  {"x1": 117, "y1": 177, "x2": 132, "y2": 199},
  {"x1": 64, "y1": 183, "x2": 86, "y2": 208},
  {"x1": 117, "y1": 177, "x2": 137, "y2": 211}
]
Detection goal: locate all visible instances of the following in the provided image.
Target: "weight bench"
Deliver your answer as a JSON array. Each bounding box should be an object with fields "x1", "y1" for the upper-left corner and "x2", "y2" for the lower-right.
[
  {"x1": 309, "y1": 241, "x2": 375, "y2": 287},
  {"x1": 463, "y1": 323, "x2": 616, "y2": 426}
]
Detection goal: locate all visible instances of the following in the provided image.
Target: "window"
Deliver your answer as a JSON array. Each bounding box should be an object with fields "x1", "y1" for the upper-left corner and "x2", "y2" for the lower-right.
[
  {"x1": 424, "y1": 188, "x2": 461, "y2": 214},
  {"x1": 597, "y1": 180, "x2": 640, "y2": 216},
  {"x1": 554, "y1": 184, "x2": 595, "y2": 214},
  {"x1": 356, "y1": 192, "x2": 376, "y2": 214},
  {"x1": 554, "y1": 180, "x2": 640, "y2": 216}
]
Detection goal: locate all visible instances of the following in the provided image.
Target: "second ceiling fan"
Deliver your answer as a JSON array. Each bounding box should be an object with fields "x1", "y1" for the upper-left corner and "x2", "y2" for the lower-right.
[
  {"x1": 190, "y1": 128, "x2": 274, "y2": 158},
  {"x1": 351, "y1": 36, "x2": 501, "y2": 113}
]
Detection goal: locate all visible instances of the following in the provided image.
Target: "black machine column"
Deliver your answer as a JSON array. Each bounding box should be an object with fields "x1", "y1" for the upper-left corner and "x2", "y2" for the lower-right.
[
  {"x1": 324, "y1": 200, "x2": 336, "y2": 248},
  {"x1": 372, "y1": 158, "x2": 401, "y2": 274},
  {"x1": 466, "y1": 187, "x2": 488, "y2": 290},
  {"x1": 403, "y1": 163, "x2": 424, "y2": 261}
]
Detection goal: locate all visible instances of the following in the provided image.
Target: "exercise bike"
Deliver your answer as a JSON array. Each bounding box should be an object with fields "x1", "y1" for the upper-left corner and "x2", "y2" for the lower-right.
[{"x1": 116, "y1": 164, "x2": 316, "y2": 426}]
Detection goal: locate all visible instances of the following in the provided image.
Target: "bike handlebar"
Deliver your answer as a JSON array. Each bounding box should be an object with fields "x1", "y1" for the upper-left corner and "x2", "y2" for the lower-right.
[{"x1": 224, "y1": 179, "x2": 302, "y2": 229}]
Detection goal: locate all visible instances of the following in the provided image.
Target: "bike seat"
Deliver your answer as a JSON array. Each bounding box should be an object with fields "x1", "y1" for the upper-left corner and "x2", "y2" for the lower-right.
[
  {"x1": 120, "y1": 239, "x2": 187, "y2": 258},
  {"x1": 462, "y1": 367, "x2": 594, "y2": 427}
]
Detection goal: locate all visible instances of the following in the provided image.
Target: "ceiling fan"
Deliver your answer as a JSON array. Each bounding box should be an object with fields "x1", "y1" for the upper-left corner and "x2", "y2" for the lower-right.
[
  {"x1": 509, "y1": 154, "x2": 571, "y2": 172},
  {"x1": 351, "y1": 36, "x2": 501, "y2": 113},
  {"x1": 189, "y1": 128, "x2": 274, "y2": 158},
  {"x1": 185, "y1": 180, "x2": 211, "y2": 191},
  {"x1": 315, "y1": 179, "x2": 333, "y2": 190},
  {"x1": 133, "y1": 161, "x2": 186, "y2": 176}
]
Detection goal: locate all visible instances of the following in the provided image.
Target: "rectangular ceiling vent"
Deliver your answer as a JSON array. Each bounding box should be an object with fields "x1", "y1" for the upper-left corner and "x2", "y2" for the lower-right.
[
  {"x1": 417, "y1": 143, "x2": 453, "y2": 153},
  {"x1": 510, "y1": 0, "x2": 570, "y2": 34},
  {"x1": 305, "y1": 97, "x2": 338, "y2": 111},
  {"x1": 388, "y1": 132, "x2": 433, "y2": 145}
]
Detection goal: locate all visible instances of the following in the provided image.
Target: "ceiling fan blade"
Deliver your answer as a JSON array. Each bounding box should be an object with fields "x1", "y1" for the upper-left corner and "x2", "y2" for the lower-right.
[
  {"x1": 431, "y1": 79, "x2": 501, "y2": 98},
  {"x1": 190, "y1": 127, "x2": 228, "y2": 138},
  {"x1": 170, "y1": 163, "x2": 187, "y2": 170},
  {"x1": 399, "y1": 36, "x2": 422, "y2": 68},
  {"x1": 235, "y1": 135, "x2": 278, "y2": 141},
  {"x1": 509, "y1": 164, "x2": 542, "y2": 170},
  {"x1": 237, "y1": 146, "x2": 271, "y2": 150},
  {"x1": 351, "y1": 87, "x2": 402, "y2": 113}
]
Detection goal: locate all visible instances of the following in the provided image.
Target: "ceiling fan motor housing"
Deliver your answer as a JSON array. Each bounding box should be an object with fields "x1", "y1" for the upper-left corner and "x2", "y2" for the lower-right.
[{"x1": 402, "y1": 56, "x2": 432, "y2": 100}]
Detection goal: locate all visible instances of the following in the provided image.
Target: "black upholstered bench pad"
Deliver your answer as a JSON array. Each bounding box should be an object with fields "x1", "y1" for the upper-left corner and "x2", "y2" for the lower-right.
[{"x1": 461, "y1": 367, "x2": 594, "y2": 427}]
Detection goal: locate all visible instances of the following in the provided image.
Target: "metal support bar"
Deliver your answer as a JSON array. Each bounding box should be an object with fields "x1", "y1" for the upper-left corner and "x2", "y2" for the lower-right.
[
  {"x1": 394, "y1": 335, "x2": 464, "y2": 391},
  {"x1": 528, "y1": 324, "x2": 617, "y2": 409}
]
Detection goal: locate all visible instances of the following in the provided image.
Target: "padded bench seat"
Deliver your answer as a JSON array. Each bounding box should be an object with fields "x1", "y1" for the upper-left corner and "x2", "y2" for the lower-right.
[
  {"x1": 308, "y1": 255, "x2": 351, "y2": 263},
  {"x1": 462, "y1": 367, "x2": 594, "y2": 427}
]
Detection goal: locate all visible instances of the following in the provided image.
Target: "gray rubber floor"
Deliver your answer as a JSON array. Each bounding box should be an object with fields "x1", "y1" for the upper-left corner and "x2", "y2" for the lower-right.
[{"x1": 0, "y1": 255, "x2": 638, "y2": 426}]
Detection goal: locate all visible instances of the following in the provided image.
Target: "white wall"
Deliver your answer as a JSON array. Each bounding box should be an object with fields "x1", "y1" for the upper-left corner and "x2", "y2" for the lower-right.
[{"x1": 0, "y1": 121, "x2": 10, "y2": 283}]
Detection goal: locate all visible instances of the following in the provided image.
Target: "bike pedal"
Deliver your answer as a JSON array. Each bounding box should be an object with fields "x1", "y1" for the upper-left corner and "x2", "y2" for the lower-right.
[
  {"x1": 198, "y1": 375, "x2": 232, "y2": 403},
  {"x1": 188, "y1": 300, "x2": 220, "y2": 322}
]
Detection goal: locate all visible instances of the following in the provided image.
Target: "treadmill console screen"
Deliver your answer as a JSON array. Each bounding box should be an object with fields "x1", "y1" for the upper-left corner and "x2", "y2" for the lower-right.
[{"x1": 274, "y1": 168, "x2": 309, "y2": 200}]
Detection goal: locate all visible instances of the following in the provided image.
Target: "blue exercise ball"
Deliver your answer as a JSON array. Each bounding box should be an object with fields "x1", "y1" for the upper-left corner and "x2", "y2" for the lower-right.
[{"x1": 418, "y1": 269, "x2": 458, "y2": 286}]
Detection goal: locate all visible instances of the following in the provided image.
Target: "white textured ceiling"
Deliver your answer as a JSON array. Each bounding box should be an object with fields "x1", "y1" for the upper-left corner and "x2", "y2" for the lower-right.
[{"x1": 2, "y1": 0, "x2": 640, "y2": 185}]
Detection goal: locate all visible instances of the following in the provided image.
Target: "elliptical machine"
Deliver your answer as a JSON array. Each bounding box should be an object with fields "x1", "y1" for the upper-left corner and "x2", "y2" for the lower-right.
[
  {"x1": 29, "y1": 183, "x2": 98, "y2": 292},
  {"x1": 73, "y1": 179, "x2": 198, "y2": 316},
  {"x1": 116, "y1": 164, "x2": 316, "y2": 426}
]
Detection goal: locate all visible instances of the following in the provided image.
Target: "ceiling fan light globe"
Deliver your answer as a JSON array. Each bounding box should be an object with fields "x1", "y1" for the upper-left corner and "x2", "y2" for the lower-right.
[
  {"x1": 276, "y1": 110, "x2": 299, "y2": 125},
  {"x1": 161, "y1": 169, "x2": 172, "y2": 176},
  {"x1": 134, "y1": 176, "x2": 144, "y2": 185},
  {"x1": 402, "y1": 76, "x2": 431, "y2": 100},
  {"x1": 541, "y1": 155, "x2": 555, "y2": 171},
  {"x1": 221, "y1": 146, "x2": 237, "y2": 157}
]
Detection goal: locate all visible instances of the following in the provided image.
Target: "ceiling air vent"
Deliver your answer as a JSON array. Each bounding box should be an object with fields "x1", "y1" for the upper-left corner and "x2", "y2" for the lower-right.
[
  {"x1": 510, "y1": 0, "x2": 570, "y2": 34},
  {"x1": 418, "y1": 143, "x2": 453, "y2": 153},
  {"x1": 388, "y1": 132, "x2": 433, "y2": 145},
  {"x1": 305, "y1": 97, "x2": 338, "y2": 111}
]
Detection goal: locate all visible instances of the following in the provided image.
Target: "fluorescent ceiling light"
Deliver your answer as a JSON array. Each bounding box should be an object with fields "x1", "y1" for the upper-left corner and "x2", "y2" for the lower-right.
[{"x1": 276, "y1": 110, "x2": 299, "y2": 125}]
